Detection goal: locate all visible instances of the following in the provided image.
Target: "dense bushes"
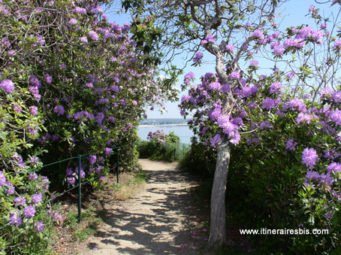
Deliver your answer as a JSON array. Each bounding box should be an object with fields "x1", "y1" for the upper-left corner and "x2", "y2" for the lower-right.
[
  {"x1": 179, "y1": 101, "x2": 341, "y2": 254},
  {"x1": 138, "y1": 130, "x2": 181, "y2": 162},
  {"x1": 0, "y1": 0, "x2": 173, "y2": 254},
  {"x1": 178, "y1": 137, "x2": 216, "y2": 178}
]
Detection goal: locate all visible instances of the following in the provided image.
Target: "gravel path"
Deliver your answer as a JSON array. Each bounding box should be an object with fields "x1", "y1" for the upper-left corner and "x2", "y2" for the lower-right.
[{"x1": 77, "y1": 159, "x2": 206, "y2": 255}]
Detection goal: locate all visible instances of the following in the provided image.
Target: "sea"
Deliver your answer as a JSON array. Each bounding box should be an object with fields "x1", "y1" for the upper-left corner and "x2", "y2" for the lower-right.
[{"x1": 138, "y1": 119, "x2": 193, "y2": 144}]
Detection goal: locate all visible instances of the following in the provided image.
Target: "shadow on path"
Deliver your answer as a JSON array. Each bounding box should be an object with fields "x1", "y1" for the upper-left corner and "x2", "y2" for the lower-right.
[{"x1": 78, "y1": 159, "x2": 208, "y2": 255}]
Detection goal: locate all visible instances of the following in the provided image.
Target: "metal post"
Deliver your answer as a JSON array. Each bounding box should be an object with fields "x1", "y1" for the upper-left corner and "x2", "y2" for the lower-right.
[
  {"x1": 77, "y1": 155, "x2": 82, "y2": 223},
  {"x1": 116, "y1": 152, "x2": 119, "y2": 183}
]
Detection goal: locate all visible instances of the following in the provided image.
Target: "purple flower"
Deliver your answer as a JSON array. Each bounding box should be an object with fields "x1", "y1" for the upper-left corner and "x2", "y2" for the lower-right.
[
  {"x1": 13, "y1": 104, "x2": 22, "y2": 113},
  {"x1": 269, "y1": 82, "x2": 281, "y2": 94},
  {"x1": 35, "y1": 221, "x2": 45, "y2": 232},
  {"x1": 249, "y1": 60, "x2": 259, "y2": 68},
  {"x1": 88, "y1": 31, "x2": 99, "y2": 41},
  {"x1": 327, "y1": 162, "x2": 341, "y2": 174},
  {"x1": 0, "y1": 171, "x2": 6, "y2": 186},
  {"x1": 6, "y1": 185, "x2": 15, "y2": 195},
  {"x1": 284, "y1": 99, "x2": 306, "y2": 112},
  {"x1": 184, "y1": 72, "x2": 195, "y2": 85},
  {"x1": 31, "y1": 193, "x2": 42, "y2": 204},
  {"x1": 285, "y1": 139, "x2": 297, "y2": 151},
  {"x1": 210, "y1": 134, "x2": 221, "y2": 147},
  {"x1": 14, "y1": 196, "x2": 26, "y2": 207},
  {"x1": 272, "y1": 45, "x2": 285, "y2": 57},
  {"x1": 262, "y1": 98, "x2": 279, "y2": 110},
  {"x1": 259, "y1": 121, "x2": 273, "y2": 129},
  {"x1": 251, "y1": 29, "x2": 264, "y2": 40},
  {"x1": 23, "y1": 206, "x2": 36, "y2": 218},
  {"x1": 54, "y1": 105, "x2": 65, "y2": 116},
  {"x1": 225, "y1": 44, "x2": 234, "y2": 53},
  {"x1": 0, "y1": 79, "x2": 15, "y2": 93},
  {"x1": 9, "y1": 212, "x2": 22, "y2": 226},
  {"x1": 44, "y1": 74, "x2": 52, "y2": 84},
  {"x1": 208, "y1": 82, "x2": 221, "y2": 91},
  {"x1": 68, "y1": 18, "x2": 78, "y2": 25},
  {"x1": 329, "y1": 109, "x2": 341, "y2": 126},
  {"x1": 193, "y1": 51, "x2": 203, "y2": 64},
  {"x1": 29, "y1": 75, "x2": 41, "y2": 87},
  {"x1": 296, "y1": 113, "x2": 314, "y2": 124},
  {"x1": 104, "y1": 147, "x2": 112, "y2": 156},
  {"x1": 74, "y1": 7, "x2": 87, "y2": 14},
  {"x1": 28, "y1": 173, "x2": 38, "y2": 181},
  {"x1": 332, "y1": 91, "x2": 341, "y2": 103},
  {"x1": 229, "y1": 71, "x2": 240, "y2": 80},
  {"x1": 67, "y1": 176, "x2": 76, "y2": 185},
  {"x1": 302, "y1": 148, "x2": 319, "y2": 169},
  {"x1": 29, "y1": 106, "x2": 38, "y2": 116},
  {"x1": 80, "y1": 36, "x2": 88, "y2": 44},
  {"x1": 201, "y1": 34, "x2": 216, "y2": 45},
  {"x1": 241, "y1": 86, "x2": 258, "y2": 98},
  {"x1": 89, "y1": 155, "x2": 97, "y2": 165},
  {"x1": 305, "y1": 170, "x2": 320, "y2": 180}
]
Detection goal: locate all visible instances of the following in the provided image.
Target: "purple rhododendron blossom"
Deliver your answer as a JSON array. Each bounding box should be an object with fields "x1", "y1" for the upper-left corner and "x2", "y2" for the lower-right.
[
  {"x1": 249, "y1": 60, "x2": 259, "y2": 67},
  {"x1": 296, "y1": 112, "x2": 315, "y2": 124},
  {"x1": 0, "y1": 79, "x2": 15, "y2": 93},
  {"x1": 209, "y1": 82, "x2": 221, "y2": 91},
  {"x1": 54, "y1": 105, "x2": 65, "y2": 116},
  {"x1": 305, "y1": 170, "x2": 320, "y2": 180},
  {"x1": 68, "y1": 18, "x2": 78, "y2": 25},
  {"x1": 329, "y1": 109, "x2": 341, "y2": 125},
  {"x1": 225, "y1": 44, "x2": 234, "y2": 53},
  {"x1": 9, "y1": 212, "x2": 22, "y2": 226},
  {"x1": 302, "y1": 148, "x2": 319, "y2": 169},
  {"x1": 269, "y1": 82, "x2": 281, "y2": 94},
  {"x1": 229, "y1": 71, "x2": 240, "y2": 80},
  {"x1": 29, "y1": 106, "x2": 38, "y2": 116},
  {"x1": 23, "y1": 206, "x2": 36, "y2": 218},
  {"x1": 44, "y1": 74, "x2": 52, "y2": 84},
  {"x1": 332, "y1": 91, "x2": 340, "y2": 103},
  {"x1": 104, "y1": 147, "x2": 112, "y2": 156},
  {"x1": 88, "y1": 31, "x2": 99, "y2": 41},
  {"x1": 210, "y1": 134, "x2": 221, "y2": 147},
  {"x1": 327, "y1": 162, "x2": 341, "y2": 173},
  {"x1": 285, "y1": 139, "x2": 297, "y2": 151},
  {"x1": 80, "y1": 36, "x2": 88, "y2": 43},
  {"x1": 35, "y1": 221, "x2": 45, "y2": 232},
  {"x1": 193, "y1": 51, "x2": 203, "y2": 64},
  {"x1": 74, "y1": 7, "x2": 87, "y2": 14},
  {"x1": 28, "y1": 173, "x2": 38, "y2": 181},
  {"x1": 31, "y1": 193, "x2": 42, "y2": 204},
  {"x1": 14, "y1": 196, "x2": 26, "y2": 206},
  {"x1": 262, "y1": 98, "x2": 279, "y2": 110},
  {"x1": 89, "y1": 155, "x2": 97, "y2": 165}
]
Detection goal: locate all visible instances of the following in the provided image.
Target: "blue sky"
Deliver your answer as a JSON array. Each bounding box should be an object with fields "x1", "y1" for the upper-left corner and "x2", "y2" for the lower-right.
[{"x1": 105, "y1": 0, "x2": 337, "y2": 119}]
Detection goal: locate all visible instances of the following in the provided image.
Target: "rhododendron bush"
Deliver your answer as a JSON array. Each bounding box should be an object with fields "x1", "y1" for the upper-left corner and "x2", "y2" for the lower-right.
[
  {"x1": 178, "y1": 3, "x2": 340, "y2": 253},
  {"x1": 0, "y1": 0, "x2": 172, "y2": 253}
]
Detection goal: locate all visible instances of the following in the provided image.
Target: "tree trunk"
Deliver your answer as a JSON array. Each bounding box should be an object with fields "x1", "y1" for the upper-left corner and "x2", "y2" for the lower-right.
[{"x1": 208, "y1": 141, "x2": 231, "y2": 248}]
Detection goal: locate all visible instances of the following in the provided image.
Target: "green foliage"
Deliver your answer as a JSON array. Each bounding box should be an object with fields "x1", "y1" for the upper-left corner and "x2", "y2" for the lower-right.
[
  {"x1": 180, "y1": 113, "x2": 340, "y2": 254},
  {"x1": 138, "y1": 131, "x2": 181, "y2": 162},
  {"x1": 179, "y1": 137, "x2": 216, "y2": 178}
]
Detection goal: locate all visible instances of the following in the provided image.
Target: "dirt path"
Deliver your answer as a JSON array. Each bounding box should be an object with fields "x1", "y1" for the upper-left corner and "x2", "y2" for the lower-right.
[{"x1": 76, "y1": 159, "x2": 207, "y2": 255}]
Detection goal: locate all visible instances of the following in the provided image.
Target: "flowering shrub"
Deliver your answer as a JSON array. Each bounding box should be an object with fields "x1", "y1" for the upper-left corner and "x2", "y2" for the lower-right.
[
  {"x1": 138, "y1": 131, "x2": 180, "y2": 162},
  {"x1": 0, "y1": 0, "x2": 172, "y2": 253},
  {"x1": 179, "y1": 4, "x2": 340, "y2": 253}
]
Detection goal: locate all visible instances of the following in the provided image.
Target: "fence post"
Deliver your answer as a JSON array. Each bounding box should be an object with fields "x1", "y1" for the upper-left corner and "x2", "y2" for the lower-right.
[
  {"x1": 116, "y1": 150, "x2": 119, "y2": 183},
  {"x1": 77, "y1": 155, "x2": 82, "y2": 223}
]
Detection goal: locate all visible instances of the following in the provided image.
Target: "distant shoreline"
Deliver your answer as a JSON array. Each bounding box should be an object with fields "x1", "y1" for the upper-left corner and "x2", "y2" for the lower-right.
[{"x1": 139, "y1": 123, "x2": 188, "y2": 128}]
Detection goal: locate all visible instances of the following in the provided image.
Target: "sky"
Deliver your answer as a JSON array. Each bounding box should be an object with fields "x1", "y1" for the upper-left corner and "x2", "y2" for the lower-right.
[{"x1": 104, "y1": 0, "x2": 338, "y2": 119}]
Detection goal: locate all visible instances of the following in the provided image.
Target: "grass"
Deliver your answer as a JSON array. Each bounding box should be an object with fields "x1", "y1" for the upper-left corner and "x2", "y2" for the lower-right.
[
  {"x1": 112, "y1": 171, "x2": 146, "y2": 200},
  {"x1": 63, "y1": 206, "x2": 102, "y2": 242}
]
